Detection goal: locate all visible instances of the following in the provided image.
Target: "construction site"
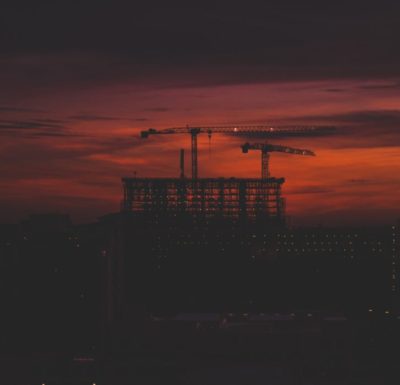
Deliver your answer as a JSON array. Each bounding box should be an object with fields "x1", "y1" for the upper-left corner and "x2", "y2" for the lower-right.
[
  {"x1": 122, "y1": 125, "x2": 329, "y2": 223},
  {"x1": 108, "y1": 125, "x2": 350, "y2": 314}
]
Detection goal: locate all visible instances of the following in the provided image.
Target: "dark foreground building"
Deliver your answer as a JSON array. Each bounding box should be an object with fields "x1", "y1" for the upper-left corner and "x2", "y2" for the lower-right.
[
  {"x1": 2, "y1": 210, "x2": 400, "y2": 383},
  {"x1": 98, "y1": 206, "x2": 400, "y2": 384}
]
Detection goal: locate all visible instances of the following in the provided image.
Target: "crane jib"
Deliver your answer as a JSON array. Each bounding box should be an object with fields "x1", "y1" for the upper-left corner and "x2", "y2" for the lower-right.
[
  {"x1": 140, "y1": 125, "x2": 335, "y2": 137},
  {"x1": 139, "y1": 125, "x2": 334, "y2": 179}
]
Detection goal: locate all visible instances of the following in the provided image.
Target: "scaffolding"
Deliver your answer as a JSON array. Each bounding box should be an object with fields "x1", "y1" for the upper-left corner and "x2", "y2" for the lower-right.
[{"x1": 122, "y1": 177, "x2": 285, "y2": 222}]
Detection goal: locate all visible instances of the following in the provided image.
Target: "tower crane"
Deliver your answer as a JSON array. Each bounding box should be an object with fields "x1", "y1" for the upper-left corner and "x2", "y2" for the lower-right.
[
  {"x1": 140, "y1": 125, "x2": 333, "y2": 179},
  {"x1": 241, "y1": 142, "x2": 315, "y2": 179}
]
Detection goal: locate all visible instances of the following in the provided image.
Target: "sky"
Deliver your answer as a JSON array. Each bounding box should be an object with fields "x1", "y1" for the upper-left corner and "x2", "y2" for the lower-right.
[{"x1": 1, "y1": 2, "x2": 400, "y2": 225}]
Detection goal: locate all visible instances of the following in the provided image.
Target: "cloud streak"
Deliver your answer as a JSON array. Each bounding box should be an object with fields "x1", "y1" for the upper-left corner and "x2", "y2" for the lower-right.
[
  {"x1": 0, "y1": 106, "x2": 42, "y2": 112},
  {"x1": 0, "y1": 119, "x2": 66, "y2": 130},
  {"x1": 68, "y1": 114, "x2": 124, "y2": 121}
]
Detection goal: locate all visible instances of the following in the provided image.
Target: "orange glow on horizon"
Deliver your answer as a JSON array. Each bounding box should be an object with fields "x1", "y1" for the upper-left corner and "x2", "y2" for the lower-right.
[{"x1": 2, "y1": 78, "x2": 400, "y2": 225}]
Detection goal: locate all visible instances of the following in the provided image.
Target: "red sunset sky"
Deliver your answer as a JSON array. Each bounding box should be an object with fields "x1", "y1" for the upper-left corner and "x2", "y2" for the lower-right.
[{"x1": 1, "y1": 3, "x2": 400, "y2": 225}]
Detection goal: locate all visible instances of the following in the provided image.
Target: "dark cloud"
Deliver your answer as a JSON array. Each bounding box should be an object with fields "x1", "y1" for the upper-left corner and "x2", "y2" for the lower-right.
[
  {"x1": 0, "y1": 3, "x2": 400, "y2": 95},
  {"x1": 0, "y1": 118, "x2": 75, "y2": 140},
  {"x1": 68, "y1": 114, "x2": 123, "y2": 121},
  {"x1": 1, "y1": 3, "x2": 399, "y2": 69},
  {"x1": 0, "y1": 130, "x2": 85, "y2": 139},
  {"x1": 144, "y1": 108, "x2": 170, "y2": 112},
  {"x1": 36, "y1": 118, "x2": 65, "y2": 124},
  {"x1": 324, "y1": 88, "x2": 346, "y2": 93},
  {"x1": 316, "y1": 111, "x2": 400, "y2": 147},
  {"x1": 258, "y1": 109, "x2": 400, "y2": 149},
  {"x1": 359, "y1": 81, "x2": 400, "y2": 90},
  {"x1": 0, "y1": 119, "x2": 66, "y2": 130},
  {"x1": 28, "y1": 131, "x2": 84, "y2": 138},
  {"x1": 329, "y1": 110, "x2": 400, "y2": 125},
  {"x1": 287, "y1": 109, "x2": 400, "y2": 126},
  {"x1": 0, "y1": 106, "x2": 41, "y2": 112}
]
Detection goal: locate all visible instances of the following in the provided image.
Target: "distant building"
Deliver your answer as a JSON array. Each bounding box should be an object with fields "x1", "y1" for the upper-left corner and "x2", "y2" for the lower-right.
[
  {"x1": 0, "y1": 214, "x2": 103, "y2": 354},
  {"x1": 22, "y1": 213, "x2": 72, "y2": 233}
]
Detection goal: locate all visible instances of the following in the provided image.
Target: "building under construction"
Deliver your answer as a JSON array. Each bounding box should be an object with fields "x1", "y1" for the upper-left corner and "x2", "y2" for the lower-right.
[{"x1": 122, "y1": 177, "x2": 285, "y2": 223}]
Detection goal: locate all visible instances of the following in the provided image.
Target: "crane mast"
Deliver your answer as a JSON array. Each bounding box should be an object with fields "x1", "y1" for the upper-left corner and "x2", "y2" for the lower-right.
[
  {"x1": 141, "y1": 125, "x2": 333, "y2": 179},
  {"x1": 262, "y1": 150, "x2": 270, "y2": 179},
  {"x1": 190, "y1": 128, "x2": 201, "y2": 179}
]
